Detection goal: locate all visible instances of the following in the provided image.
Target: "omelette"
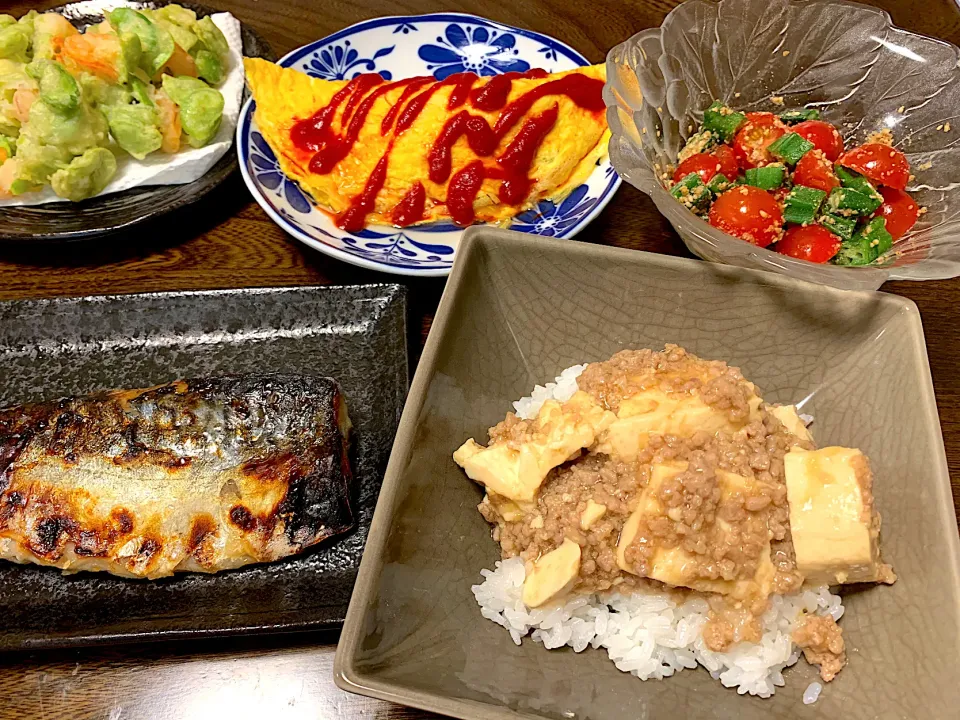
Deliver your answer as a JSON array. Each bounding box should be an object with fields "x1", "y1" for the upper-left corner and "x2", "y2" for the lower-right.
[{"x1": 244, "y1": 57, "x2": 610, "y2": 230}]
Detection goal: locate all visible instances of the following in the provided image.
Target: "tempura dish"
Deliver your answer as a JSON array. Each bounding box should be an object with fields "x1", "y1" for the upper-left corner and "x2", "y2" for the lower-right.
[{"x1": 0, "y1": 5, "x2": 233, "y2": 202}]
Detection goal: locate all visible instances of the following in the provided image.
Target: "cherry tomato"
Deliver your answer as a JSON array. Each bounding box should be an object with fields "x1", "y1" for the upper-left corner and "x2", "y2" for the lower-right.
[
  {"x1": 673, "y1": 153, "x2": 722, "y2": 184},
  {"x1": 672, "y1": 144, "x2": 741, "y2": 184},
  {"x1": 838, "y1": 143, "x2": 910, "y2": 190},
  {"x1": 708, "y1": 186, "x2": 784, "y2": 248},
  {"x1": 744, "y1": 112, "x2": 781, "y2": 126},
  {"x1": 733, "y1": 115, "x2": 787, "y2": 169},
  {"x1": 712, "y1": 144, "x2": 740, "y2": 178},
  {"x1": 873, "y1": 187, "x2": 919, "y2": 239},
  {"x1": 793, "y1": 149, "x2": 840, "y2": 193},
  {"x1": 776, "y1": 225, "x2": 842, "y2": 263},
  {"x1": 791, "y1": 120, "x2": 844, "y2": 162}
]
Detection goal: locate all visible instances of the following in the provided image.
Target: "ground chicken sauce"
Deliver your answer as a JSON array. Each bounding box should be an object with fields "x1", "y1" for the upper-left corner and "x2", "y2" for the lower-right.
[{"x1": 475, "y1": 346, "x2": 847, "y2": 673}]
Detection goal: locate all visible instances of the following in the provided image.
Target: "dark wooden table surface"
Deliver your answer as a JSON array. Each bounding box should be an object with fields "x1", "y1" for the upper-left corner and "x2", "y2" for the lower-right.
[{"x1": 1, "y1": 0, "x2": 959, "y2": 717}]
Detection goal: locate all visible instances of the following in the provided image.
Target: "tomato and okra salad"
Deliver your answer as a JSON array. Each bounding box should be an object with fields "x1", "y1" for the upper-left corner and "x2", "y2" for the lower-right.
[{"x1": 666, "y1": 101, "x2": 921, "y2": 266}]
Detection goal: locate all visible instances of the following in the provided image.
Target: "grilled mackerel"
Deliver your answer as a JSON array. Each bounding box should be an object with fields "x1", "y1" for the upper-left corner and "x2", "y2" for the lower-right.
[{"x1": 0, "y1": 375, "x2": 353, "y2": 579}]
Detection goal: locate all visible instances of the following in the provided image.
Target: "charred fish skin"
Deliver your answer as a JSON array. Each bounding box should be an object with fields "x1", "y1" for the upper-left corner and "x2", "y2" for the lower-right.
[{"x1": 0, "y1": 375, "x2": 354, "y2": 579}]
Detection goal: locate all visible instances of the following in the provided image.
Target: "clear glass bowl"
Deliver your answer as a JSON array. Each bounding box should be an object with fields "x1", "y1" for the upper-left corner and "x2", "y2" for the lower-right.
[{"x1": 604, "y1": 0, "x2": 960, "y2": 290}]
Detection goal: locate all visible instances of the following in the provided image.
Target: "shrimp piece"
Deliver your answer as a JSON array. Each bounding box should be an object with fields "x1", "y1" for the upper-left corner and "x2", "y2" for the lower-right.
[
  {"x1": 12, "y1": 88, "x2": 37, "y2": 123},
  {"x1": 155, "y1": 89, "x2": 181, "y2": 153},
  {"x1": 35, "y1": 13, "x2": 78, "y2": 59},
  {"x1": 60, "y1": 33, "x2": 123, "y2": 83},
  {"x1": 0, "y1": 158, "x2": 20, "y2": 199},
  {"x1": 157, "y1": 43, "x2": 197, "y2": 79}
]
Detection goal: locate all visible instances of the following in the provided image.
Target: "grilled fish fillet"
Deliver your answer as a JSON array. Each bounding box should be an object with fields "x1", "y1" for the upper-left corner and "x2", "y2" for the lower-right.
[{"x1": 0, "y1": 375, "x2": 353, "y2": 579}]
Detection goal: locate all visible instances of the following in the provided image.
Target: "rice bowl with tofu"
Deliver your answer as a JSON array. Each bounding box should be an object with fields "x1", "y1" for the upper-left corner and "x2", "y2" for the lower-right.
[{"x1": 454, "y1": 345, "x2": 895, "y2": 698}]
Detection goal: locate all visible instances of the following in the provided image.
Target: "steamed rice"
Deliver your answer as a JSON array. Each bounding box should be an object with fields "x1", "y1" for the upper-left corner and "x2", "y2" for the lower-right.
[
  {"x1": 473, "y1": 363, "x2": 839, "y2": 699},
  {"x1": 472, "y1": 556, "x2": 841, "y2": 698}
]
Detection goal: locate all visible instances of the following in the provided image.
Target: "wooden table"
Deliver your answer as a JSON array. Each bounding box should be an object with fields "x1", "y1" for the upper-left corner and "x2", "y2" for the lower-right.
[{"x1": 1, "y1": 0, "x2": 958, "y2": 717}]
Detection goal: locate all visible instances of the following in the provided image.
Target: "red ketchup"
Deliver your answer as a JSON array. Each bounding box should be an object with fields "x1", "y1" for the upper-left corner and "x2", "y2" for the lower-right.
[
  {"x1": 493, "y1": 74, "x2": 604, "y2": 138},
  {"x1": 427, "y1": 111, "x2": 496, "y2": 183},
  {"x1": 496, "y1": 104, "x2": 559, "y2": 205},
  {"x1": 447, "y1": 161, "x2": 486, "y2": 227},
  {"x1": 446, "y1": 73, "x2": 479, "y2": 110},
  {"x1": 289, "y1": 74, "x2": 381, "y2": 152},
  {"x1": 391, "y1": 182, "x2": 426, "y2": 226},
  {"x1": 289, "y1": 68, "x2": 604, "y2": 231},
  {"x1": 470, "y1": 68, "x2": 548, "y2": 111},
  {"x1": 340, "y1": 75, "x2": 384, "y2": 127},
  {"x1": 336, "y1": 154, "x2": 390, "y2": 232},
  {"x1": 380, "y1": 77, "x2": 434, "y2": 135},
  {"x1": 310, "y1": 76, "x2": 428, "y2": 174}
]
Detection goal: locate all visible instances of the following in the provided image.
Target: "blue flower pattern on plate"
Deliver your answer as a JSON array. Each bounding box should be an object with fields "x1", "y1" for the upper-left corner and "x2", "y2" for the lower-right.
[
  {"x1": 238, "y1": 13, "x2": 621, "y2": 275},
  {"x1": 511, "y1": 185, "x2": 600, "y2": 237},
  {"x1": 279, "y1": 210, "x2": 458, "y2": 268},
  {"x1": 537, "y1": 46, "x2": 558, "y2": 63},
  {"x1": 249, "y1": 131, "x2": 312, "y2": 214},
  {"x1": 306, "y1": 40, "x2": 394, "y2": 80},
  {"x1": 418, "y1": 24, "x2": 530, "y2": 79}
]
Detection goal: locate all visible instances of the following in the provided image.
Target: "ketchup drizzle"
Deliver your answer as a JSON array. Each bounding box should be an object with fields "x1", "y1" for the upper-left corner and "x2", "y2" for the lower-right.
[
  {"x1": 309, "y1": 76, "x2": 428, "y2": 175},
  {"x1": 340, "y1": 74, "x2": 384, "y2": 127},
  {"x1": 290, "y1": 74, "x2": 380, "y2": 152},
  {"x1": 496, "y1": 103, "x2": 559, "y2": 205},
  {"x1": 428, "y1": 75, "x2": 602, "y2": 185},
  {"x1": 493, "y1": 74, "x2": 604, "y2": 138},
  {"x1": 447, "y1": 160, "x2": 486, "y2": 227},
  {"x1": 446, "y1": 73, "x2": 479, "y2": 109},
  {"x1": 337, "y1": 154, "x2": 390, "y2": 232},
  {"x1": 288, "y1": 68, "x2": 604, "y2": 230},
  {"x1": 394, "y1": 79, "x2": 450, "y2": 134},
  {"x1": 391, "y1": 181, "x2": 426, "y2": 226},
  {"x1": 427, "y1": 111, "x2": 496, "y2": 184},
  {"x1": 380, "y1": 77, "x2": 433, "y2": 135},
  {"x1": 470, "y1": 68, "x2": 548, "y2": 112}
]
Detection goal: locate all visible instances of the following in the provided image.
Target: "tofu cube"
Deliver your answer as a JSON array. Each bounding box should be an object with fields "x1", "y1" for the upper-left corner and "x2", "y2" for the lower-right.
[
  {"x1": 453, "y1": 393, "x2": 615, "y2": 503},
  {"x1": 580, "y1": 499, "x2": 607, "y2": 530},
  {"x1": 771, "y1": 404, "x2": 813, "y2": 443},
  {"x1": 596, "y1": 390, "x2": 745, "y2": 461},
  {"x1": 785, "y1": 447, "x2": 891, "y2": 584},
  {"x1": 522, "y1": 538, "x2": 581, "y2": 607},
  {"x1": 616, "y1": 462, "x2": 774, "y2": 599}
]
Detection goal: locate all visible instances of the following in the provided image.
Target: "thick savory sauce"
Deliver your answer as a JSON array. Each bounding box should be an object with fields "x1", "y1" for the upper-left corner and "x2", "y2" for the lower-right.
[
  {"x1": 478, "y1": 347, "x2": 810, "y2": 651},
  {"x1": 288, "y1": 69, "x2": 604, "y2": 230}
]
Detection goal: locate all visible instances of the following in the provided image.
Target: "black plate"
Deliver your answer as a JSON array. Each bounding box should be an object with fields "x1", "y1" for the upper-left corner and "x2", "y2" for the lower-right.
[
  {"x1": 0, "y1": 284, "x2": 408, "y2": 650},
  {"x1": 0, "y1": 1, "x2": 273, "y2": 244}
]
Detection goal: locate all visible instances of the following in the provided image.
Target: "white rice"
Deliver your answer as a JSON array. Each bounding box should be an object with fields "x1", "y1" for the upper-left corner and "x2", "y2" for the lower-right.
[
  {"x1": 472, "y1": 557, "x2": 842, "y2": 698},
  {"x1": 475, "y1": 363, "x2": 841, "y2": 697},
  {"x1": 512, "y1": 364, "x2": 587, "y2": 420},
  {"x1": 803, "y1": 681, "x2": 823, "y2": 704}
]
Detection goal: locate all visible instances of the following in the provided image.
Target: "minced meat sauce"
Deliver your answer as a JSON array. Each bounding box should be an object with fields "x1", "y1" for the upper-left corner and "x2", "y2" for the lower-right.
[{"x1": 477, "y1": 346, "x2": 815, "y2": 654}]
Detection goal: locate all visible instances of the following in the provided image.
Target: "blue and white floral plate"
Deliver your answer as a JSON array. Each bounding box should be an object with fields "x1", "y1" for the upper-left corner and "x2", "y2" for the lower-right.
[{"x1": 237, "y1": 13, "x2": 620, "y2": 277}]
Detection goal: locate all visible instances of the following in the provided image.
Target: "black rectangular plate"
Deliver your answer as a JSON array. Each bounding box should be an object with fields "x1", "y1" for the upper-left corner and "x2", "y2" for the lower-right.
[{"x1": 0, "y1": 284, "x2": 407, "y2": 651}]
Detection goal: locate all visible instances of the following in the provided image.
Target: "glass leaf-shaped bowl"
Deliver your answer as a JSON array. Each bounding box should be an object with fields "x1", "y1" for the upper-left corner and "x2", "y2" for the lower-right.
[{"x1": 605, "y1": 0, "x2": 960, "y2": 290}]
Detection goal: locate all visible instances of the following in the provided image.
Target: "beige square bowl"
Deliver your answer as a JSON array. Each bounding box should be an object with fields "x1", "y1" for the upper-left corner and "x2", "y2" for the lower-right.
[{"x1": 335, "y1": 228, "x2": 960, "y2": 719}]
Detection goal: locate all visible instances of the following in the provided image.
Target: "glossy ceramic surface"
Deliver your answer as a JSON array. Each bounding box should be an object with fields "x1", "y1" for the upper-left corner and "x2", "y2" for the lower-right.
[
  {"x1": 0, "y1": 1, "x2": 272, "y2": 244},
  {"x1": 0, "y1": 284, "x2": 407, "y2": 650},
  {"x1": 336, "y1": 228, "x2": 959, "y2": 719},
  {"x1": 237, "y1": 13, "x2": 620, "y2": 277},
  {"x1": 606, "y1": 0, "x2": 960, "y2": 289}
]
